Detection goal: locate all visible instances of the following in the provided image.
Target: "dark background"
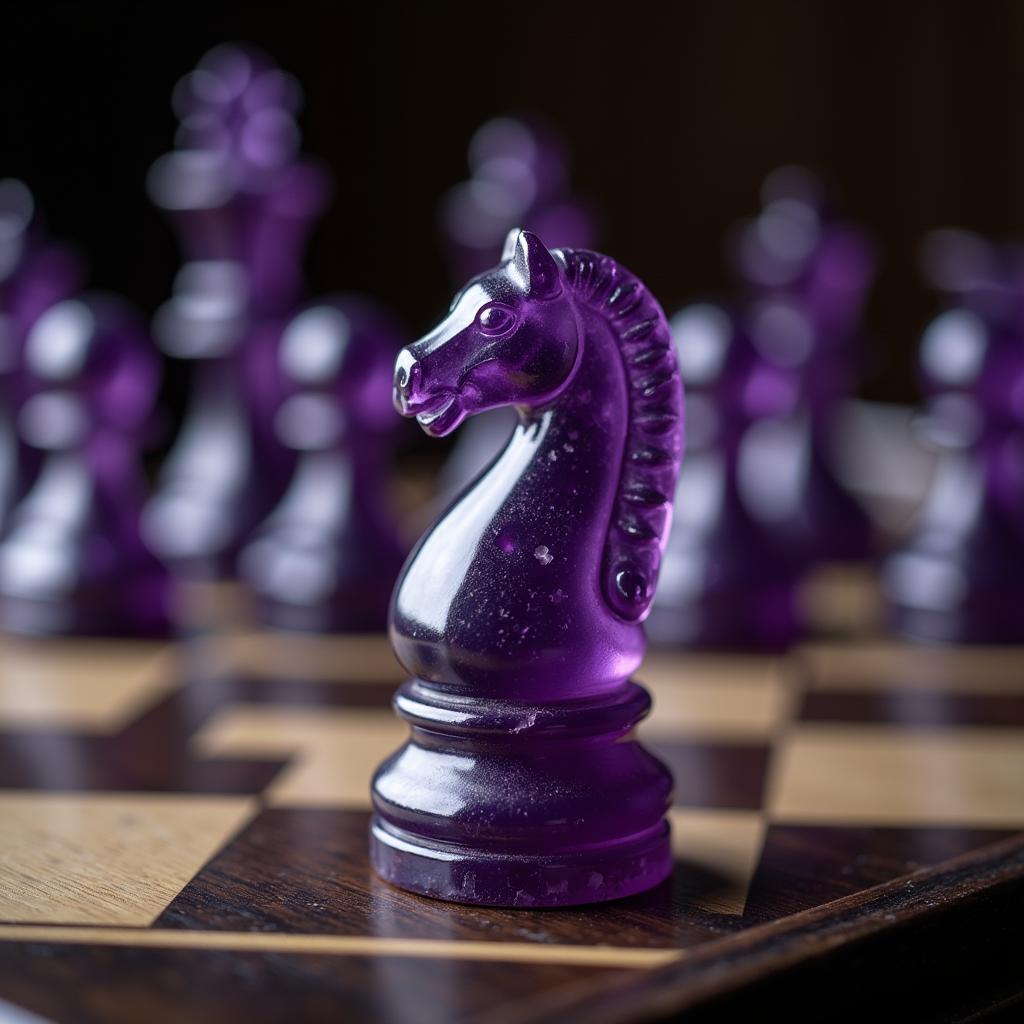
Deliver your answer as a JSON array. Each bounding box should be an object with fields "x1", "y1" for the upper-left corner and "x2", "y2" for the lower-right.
[{"x1": 3, "y1": 0, "x2": 1024, "y2": 409}]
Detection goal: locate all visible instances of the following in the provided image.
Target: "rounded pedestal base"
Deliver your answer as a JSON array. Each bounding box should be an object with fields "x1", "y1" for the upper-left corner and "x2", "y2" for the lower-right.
[
  {"x1": 371, "y1": 815, "x2": 671, "y2": 907},
  {"x1": 370, "y1": 679, "x2": 674, "y2": 907}
]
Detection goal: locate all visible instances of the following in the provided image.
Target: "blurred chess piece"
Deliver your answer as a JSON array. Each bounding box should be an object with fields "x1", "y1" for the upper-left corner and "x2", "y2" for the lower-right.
[
  {"x1": 439, "y1": 114, "x2": 597, "y2": 283},
  {"x1": 437, "y1": 116, "x2": 598, "y2": 503},
  {"x1": 142, "y1": 45, "x2": 331, "y2": 578},
  {"x1": 0, "y1": 296, "x2": 169, "y2": 636},
  {"x1": 0, "y1": 180, "x2": 82, "y2": 532},
  {"x1": 728, "y1": 166, "x2": 877, "y2": 563},
  {"x1": 883, "y1": 230, "x2": 1024, "y2": 643},
  {"x1": 239, "y1": 297, "x2": 407, "y2": 631},
  {"x1": 647, "y1": 304, "x2": 807, "y2": 650}
]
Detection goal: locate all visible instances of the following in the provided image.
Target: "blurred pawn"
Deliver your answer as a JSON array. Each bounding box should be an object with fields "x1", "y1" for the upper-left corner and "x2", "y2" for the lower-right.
[
  {"x1": 647, "y1": 304, "x2": 807, "y2": 651},
  {"x1": 0, "y1": 297, "x2": 169, "y2": 636},
  {"x1": 883, "y1": 231, "x2": 1024, "y2": 643},
  {"x1": 729, "y1": 166, "x2": 876, "y2": 562},
  {"x1": 239, "y1": 298, "x2": 407, "y2": 632},
  {"x1": 438, "y1": 116, "x2": 597, "y2": 505},
  {"x1": 141, "y1": 260, "x2": 293, "y2": 577},
  {"x1": 0, "y1": 180, "x2": 82, "y2": 530}
]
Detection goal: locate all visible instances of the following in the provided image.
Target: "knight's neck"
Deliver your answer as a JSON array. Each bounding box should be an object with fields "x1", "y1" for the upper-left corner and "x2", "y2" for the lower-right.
[{"x1": 526, "y1": 309, "x2": 626, "y2": 461}]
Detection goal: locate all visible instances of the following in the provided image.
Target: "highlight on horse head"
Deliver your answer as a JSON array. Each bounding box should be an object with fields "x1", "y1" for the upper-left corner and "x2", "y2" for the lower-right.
[{"x1": 391, "y1": 229, "x2": 580, "y2": 437}]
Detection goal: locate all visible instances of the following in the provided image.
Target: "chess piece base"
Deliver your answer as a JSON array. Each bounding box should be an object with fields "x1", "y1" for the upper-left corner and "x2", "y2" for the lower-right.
[
  {"x1": 370, "y1": 679, "x2": 673, "y2": 907},
  {"x1": 370, "y1": 815, "x2": 671, "y2": 908}
]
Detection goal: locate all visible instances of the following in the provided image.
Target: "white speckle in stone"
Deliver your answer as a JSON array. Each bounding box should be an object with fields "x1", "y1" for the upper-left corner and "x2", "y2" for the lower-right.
[{"x1": 534, "y1": 545, "x2": 553, "y2": 565}]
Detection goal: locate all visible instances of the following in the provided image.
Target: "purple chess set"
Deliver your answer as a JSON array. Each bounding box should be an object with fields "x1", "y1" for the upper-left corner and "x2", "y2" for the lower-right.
[
  {"x1": 3, "y1": 37, "x2": 1024, "y2": 917},
  {"x1": 370, "y1": 230, "x2": 683, "y2": 906}
]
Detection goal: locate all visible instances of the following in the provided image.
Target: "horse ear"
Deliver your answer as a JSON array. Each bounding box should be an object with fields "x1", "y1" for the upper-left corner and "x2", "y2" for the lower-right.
[
  {"x1": 501, "y1": 228, "x2": 520, "y2": 262},
  {"x1": 510, "y1": 230, "x2": 560, "y2": 299}
]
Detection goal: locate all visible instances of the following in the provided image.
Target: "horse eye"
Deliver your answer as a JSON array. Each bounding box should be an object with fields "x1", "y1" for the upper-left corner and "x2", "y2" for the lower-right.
[{"x1": 476, "y1": 304, "x2": 515, "y2": 335}]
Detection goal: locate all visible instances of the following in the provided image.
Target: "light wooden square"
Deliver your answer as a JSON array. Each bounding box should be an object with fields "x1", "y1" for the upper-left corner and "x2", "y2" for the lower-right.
[
  {"x1": 669, "y1": 808, "x2": 766, "y2": 915},
  {"x1": 204, "y1": 630, "x2": 405, "y2": 685},
  {"x1": 770, "y1": 724, "x2": 1024, "y2": 827},
  {"x1": 0, "y1": 793, "x2": 254, "y2": 925},
  {"x1": 641, "y1": 653, "x2": 792, "y2": 740},
  {"x1": 0, "y1": 640, "x2": 176, "y2": 732},
  {"x1": 194, "y1": 706, "x2": 407, "y2": 808}
]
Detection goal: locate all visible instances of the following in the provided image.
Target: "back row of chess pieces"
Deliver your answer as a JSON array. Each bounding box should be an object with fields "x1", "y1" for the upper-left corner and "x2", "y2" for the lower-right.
[{"x1": 0, "y1": 43, "x2": 1020, "y2": 648}]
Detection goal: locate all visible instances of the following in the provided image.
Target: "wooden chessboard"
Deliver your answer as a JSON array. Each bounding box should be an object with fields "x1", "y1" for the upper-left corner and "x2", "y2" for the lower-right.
[{"x1": 0, "y1": 578, "x2": 1022, "y2": 1023}]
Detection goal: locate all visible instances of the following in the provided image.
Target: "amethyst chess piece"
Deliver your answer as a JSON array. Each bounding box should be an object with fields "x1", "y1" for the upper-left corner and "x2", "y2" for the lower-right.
[
  {"x1": 239, "y1": 297, "x2": 407, "y2": 631},
  {"x1": 0, "y1": 296, "x2": 169, "y2": 636},
  {"x1": 648, "y1": 304, "x2": 806, "y2": 650},
  {"x1": 883, "y1": 232, "x2": 1024, "y2": 643},
  {"x1": 0, "y1": 180, "x2": 82, "y2": 531},
  {"x1": 142, "y1": 45, "x2": 330, "y2": 577},
  {"x1": 371, "y1": 230, "x2": 682, "y2": 906},
  {"x1": 730, "y1": 167, "x2": 876, "y2": 563}
]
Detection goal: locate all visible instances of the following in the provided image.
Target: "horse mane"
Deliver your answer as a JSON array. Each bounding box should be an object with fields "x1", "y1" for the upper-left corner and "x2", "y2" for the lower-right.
[{"x1": 555, "y1": 248, "x2": 684, "y2": 623}]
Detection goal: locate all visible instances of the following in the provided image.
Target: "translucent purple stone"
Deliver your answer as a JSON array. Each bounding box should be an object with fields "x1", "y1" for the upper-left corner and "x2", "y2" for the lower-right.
[{"x1": 370, "y1": 231, "x2": 683, "y2": 906}]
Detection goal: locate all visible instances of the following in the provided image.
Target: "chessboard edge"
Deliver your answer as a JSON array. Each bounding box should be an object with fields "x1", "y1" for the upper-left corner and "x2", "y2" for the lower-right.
[{"x1": 523, "y1": 831, "x2": 1024, "y2": 1023}]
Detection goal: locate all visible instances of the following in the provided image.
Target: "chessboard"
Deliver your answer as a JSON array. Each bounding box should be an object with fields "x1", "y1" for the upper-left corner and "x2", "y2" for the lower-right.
[{"x1": 0, "y1": 577, "x2": 1022, "y2": 1024}]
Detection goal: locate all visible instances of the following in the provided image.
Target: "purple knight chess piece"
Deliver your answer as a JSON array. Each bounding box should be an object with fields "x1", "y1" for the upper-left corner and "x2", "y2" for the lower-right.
[
  {"x1": 648, "y1": 304, "x2": 806, "y2": 650},
  {"x1": 142, "y1": 45, "x2": 330, "y2": 577},
  {"x1": 370, "y1": 230, "x2": 683, "y2": 906},
  {"x1": 729, "y1": 166, "x2": 876, "y2": 563},
  {"x1": 0, "y1": 296, "x2": 169, "y2": 637},
  {"x1": 239, "y1": 297, "x2": 407, "y2": 632},
  {"x1": 884, "y1": 230, "x2": 1024, "y2": 643},
  {"x1": 0, "y1": 180, "x2": 82, "y2": 532}
]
